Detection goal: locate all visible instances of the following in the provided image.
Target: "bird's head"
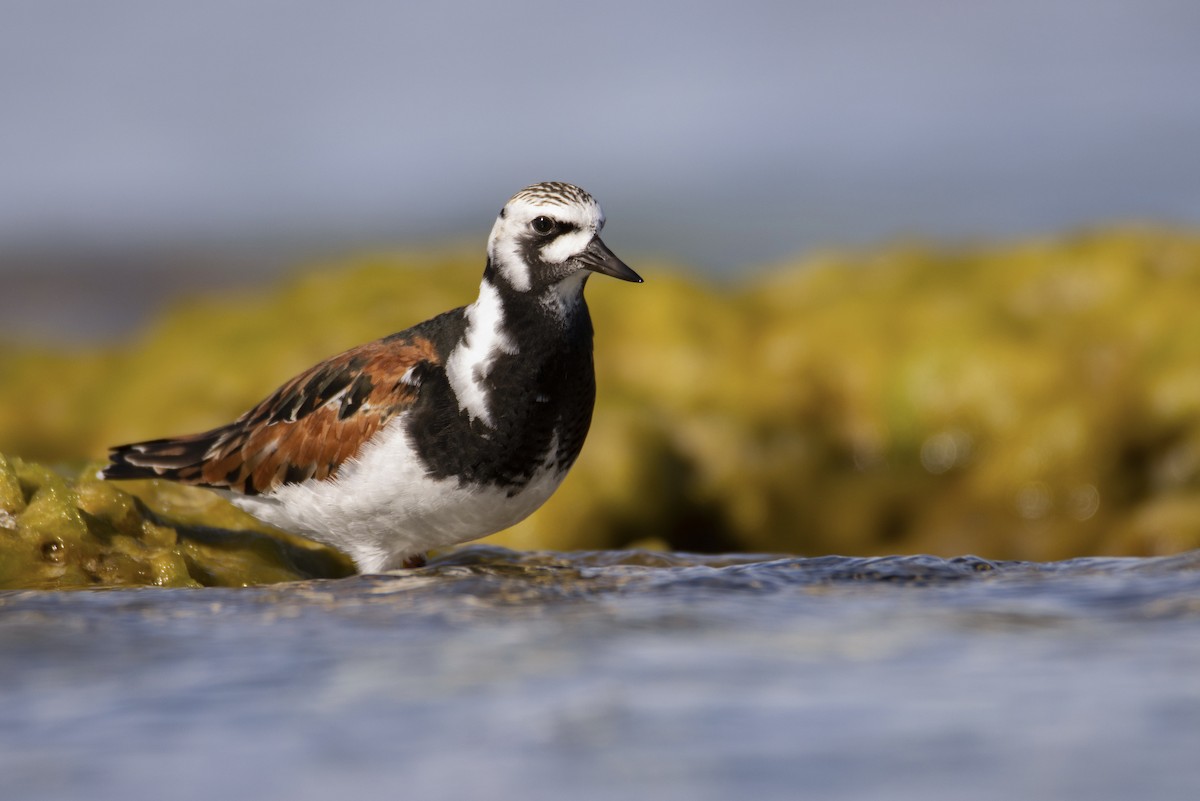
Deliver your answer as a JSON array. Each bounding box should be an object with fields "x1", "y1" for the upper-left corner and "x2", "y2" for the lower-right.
[{"x1": 486, "y1": 181, "x2": 642, "y2": 294}]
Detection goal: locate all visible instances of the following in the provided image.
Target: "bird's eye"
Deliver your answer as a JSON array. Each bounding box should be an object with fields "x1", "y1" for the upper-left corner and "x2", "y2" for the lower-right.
[{"x1": 531, "y1": 216, "x2": 555, "y2": 235}]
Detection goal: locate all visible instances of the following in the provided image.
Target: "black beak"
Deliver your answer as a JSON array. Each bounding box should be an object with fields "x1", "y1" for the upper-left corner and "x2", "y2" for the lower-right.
[{"x1": 576, "y1": 236, "x2": 643, "y2": 283}]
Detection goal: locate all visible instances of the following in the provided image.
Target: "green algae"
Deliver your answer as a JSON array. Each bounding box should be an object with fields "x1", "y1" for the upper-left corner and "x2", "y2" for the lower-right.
[
  {"x1": 3, "y1": 228, "x2": 1200, "y2": 579},
  {"x1": 0, "y1": 455, "x2": 353, "y2": 589}
]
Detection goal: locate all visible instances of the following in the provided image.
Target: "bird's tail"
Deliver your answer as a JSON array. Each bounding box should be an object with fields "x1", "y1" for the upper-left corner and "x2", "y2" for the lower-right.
[{"x1": 99, "y1": 430, "x2": 225, "y2": 485}]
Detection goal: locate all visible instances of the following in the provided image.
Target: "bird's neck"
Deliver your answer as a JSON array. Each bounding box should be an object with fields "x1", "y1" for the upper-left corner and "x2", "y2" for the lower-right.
[
  {"x1": 443, "y1": 265, "x2": 592, "y2": 427},
  {"x1": 477, "y1": 259, "x2": 591, "y2": 342}
]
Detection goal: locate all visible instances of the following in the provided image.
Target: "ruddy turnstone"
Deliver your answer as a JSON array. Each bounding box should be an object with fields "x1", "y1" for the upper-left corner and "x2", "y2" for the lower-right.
[{"x1": 100, "y1": 181, "x2": 642, "y2": 572}]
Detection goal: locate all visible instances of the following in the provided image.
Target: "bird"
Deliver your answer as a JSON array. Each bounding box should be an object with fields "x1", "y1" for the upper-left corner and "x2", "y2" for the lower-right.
[{"x1": 100, "y1": 181, "x2": 642, "y2": 573}]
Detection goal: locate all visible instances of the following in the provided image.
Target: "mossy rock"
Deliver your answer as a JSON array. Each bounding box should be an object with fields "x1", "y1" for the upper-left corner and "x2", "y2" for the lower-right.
[
  {"x1": 0, "y1": 454, "x2": 353, "y2": 590},
  {"x1": 4, "y1": 231, "x2": 1200, "y2": 561}
]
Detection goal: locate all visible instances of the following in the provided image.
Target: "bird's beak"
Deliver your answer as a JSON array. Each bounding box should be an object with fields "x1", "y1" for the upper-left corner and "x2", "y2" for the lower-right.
[{"x1": 576, "y1": 236, "x2": 643, "y2": 283}]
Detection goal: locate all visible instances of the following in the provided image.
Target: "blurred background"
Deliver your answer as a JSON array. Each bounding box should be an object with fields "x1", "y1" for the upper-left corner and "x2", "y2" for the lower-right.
[
  {"x1": 3, "y1": 0, "x2": 1200, "y2": 565},
  {"x1": 3, "y1": 0, "x2": 1199, "y2": 339}
]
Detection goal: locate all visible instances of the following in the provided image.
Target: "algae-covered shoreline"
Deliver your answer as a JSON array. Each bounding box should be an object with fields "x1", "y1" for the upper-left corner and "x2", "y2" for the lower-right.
[
  {"x1": 4, "y1": 227, "x2": 1200, "y2": 588},
  {"x1": 0, "y1": 454, "x2": 352, "y2": 589}
]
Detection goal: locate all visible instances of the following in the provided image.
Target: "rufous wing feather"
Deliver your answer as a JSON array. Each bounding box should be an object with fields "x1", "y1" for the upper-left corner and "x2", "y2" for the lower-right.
[{"x1": 101, "y1": 335, "x2": 440, "y2": 495}]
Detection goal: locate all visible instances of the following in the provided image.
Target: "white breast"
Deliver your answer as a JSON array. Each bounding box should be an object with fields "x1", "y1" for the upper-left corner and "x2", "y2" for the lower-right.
[{"x1": 228, "y1": 416, "x2": 567, "y2": 573}]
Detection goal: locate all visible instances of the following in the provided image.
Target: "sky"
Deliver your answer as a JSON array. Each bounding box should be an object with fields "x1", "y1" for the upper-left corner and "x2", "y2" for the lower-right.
[{"x1": 2, "y1": 0, "x2": 1199, "y2": 337}]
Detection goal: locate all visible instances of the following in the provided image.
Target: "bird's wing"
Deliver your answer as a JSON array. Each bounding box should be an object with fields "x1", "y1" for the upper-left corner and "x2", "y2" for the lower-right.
[{"x1": 102, "y1": 334, "x2": 441, "y2": 495}]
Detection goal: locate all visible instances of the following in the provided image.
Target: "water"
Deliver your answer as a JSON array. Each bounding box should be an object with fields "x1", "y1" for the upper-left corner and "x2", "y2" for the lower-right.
[{"x1": 2, "y1": 546, "x2": 1199, "y2": 801}]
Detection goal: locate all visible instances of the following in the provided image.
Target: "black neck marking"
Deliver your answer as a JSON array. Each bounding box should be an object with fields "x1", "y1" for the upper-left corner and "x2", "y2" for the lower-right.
[{"x1": 404, "y1": 269, "x2": 597, "y2": 491}]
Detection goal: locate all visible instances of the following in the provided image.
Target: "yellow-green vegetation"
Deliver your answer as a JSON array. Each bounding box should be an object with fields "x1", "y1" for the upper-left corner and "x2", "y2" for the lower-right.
[
  {"x1": 0, "y1": 454, "x2": 353, "y2": 589},
  {"x1": 3, "y1": 228, "x2": 1200, "y2": 587}
]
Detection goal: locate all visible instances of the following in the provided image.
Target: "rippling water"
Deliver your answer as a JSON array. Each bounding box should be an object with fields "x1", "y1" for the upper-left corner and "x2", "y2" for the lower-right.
[{"x1": 3, "y1": 547, "x2": 1199, "y2": 801}]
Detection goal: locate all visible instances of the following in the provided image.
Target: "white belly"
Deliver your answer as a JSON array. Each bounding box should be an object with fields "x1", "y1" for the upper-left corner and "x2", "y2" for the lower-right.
[{"x1": 227, "y1": 415, "x2": 567, "y2": 573}]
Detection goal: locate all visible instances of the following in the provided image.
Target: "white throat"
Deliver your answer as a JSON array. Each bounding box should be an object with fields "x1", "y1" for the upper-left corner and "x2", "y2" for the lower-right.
[{"x1": 541, "y1": 272, "x2": 588, "y2": 320}]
